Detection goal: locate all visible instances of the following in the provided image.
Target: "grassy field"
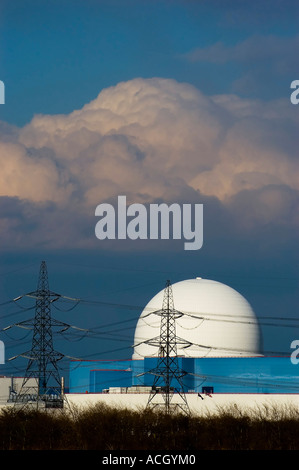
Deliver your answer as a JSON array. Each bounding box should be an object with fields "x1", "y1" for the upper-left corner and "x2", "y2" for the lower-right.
[{"x1": 1, "y1": 402, "x2": 299, "y2": 450}]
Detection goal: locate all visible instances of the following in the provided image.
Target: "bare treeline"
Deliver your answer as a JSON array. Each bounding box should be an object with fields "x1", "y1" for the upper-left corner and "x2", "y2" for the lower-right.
[{"x1": 1, "y1": 402, "x2": 299, "y2": 450}]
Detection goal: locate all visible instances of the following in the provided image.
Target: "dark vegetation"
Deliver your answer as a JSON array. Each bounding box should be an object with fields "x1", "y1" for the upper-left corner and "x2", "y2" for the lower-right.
[{"x1": 1, "y1": 402, "x2": 299, "y2": 450}]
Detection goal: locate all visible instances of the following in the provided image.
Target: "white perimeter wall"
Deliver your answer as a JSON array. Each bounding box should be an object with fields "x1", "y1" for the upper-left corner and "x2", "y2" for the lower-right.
[{"x1": 65, "y1": 393, "x2": 299, "y2": 417}]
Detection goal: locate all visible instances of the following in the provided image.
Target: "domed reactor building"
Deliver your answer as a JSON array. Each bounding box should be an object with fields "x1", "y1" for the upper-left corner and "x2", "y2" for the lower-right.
[
  {"x1": 69, "y1": 278, "x2": 296, "y2": 401},
  {"x1": 133, "y1": 278, "x2": 262, "y2": 360}
]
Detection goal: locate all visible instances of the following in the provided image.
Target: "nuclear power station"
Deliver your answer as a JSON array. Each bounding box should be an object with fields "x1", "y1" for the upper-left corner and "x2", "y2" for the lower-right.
[
  {"x1": 68, "y1": 277, "x2": 297, "y2": 411},
  {"x1": 0, "y1": 263, "x2": 298, "y2": 414}
]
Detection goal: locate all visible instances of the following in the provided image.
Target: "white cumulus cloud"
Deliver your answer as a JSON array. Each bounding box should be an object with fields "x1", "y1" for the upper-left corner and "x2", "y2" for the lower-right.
[{"x1": 0, "y1": 77, "x2": 298, "y2": 249}]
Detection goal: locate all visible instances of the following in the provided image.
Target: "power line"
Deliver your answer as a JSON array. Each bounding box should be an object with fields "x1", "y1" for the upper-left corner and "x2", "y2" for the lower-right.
[{"x1": 2, "y1": 287, "x2": 299, "y2": 330}]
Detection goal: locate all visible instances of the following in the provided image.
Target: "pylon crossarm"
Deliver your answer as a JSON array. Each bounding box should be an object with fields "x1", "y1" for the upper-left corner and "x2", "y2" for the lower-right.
[
  {"x1": 8, "y1": 351, "x2": 33, "y2": 361},
  {"x1": 146, "y1": 308, "x2": 184, "y2": 319},
  {"x1": 51, "y1": 317, "x2": 89, "y2": 332},
  {"x1": 8, "y1": 292, "x2": 58, "y2": 304}
]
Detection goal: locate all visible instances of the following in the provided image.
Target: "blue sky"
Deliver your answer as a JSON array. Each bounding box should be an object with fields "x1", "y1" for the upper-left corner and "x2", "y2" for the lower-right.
[
  {"x1": 0, "y1": 0, "x2": 298, "y2": 379},
  {"x1": 1, "y1": 0, "x2": 298, "y2": 125}
]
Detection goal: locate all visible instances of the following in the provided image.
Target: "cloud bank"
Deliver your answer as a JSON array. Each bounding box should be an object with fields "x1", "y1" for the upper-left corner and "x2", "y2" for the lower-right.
[{"x1": 0, "y1": 77, "x2": 298, "y2": 252}]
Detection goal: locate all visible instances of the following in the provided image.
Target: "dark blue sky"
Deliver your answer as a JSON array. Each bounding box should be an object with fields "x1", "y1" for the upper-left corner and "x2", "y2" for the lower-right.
[
  {"x1": 1, "y1": 0, "x2": 298, "y2": 125},
  {"x1": 0, "y1": 0, "x2": 298, "y2": 379}
]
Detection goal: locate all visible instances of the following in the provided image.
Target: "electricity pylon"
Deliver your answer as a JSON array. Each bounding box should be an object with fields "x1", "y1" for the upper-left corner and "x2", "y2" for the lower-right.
[
  {"x1": 11, "y1": 261, "x2": 66, "y2": 409},
  {"x1": 145, "y1": 280, "x2": 191, "y2": 416}
]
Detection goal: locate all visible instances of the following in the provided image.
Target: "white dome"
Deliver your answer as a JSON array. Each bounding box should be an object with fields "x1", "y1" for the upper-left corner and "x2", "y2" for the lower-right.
[{"x1": 133, "y1": 278, "x2": 262, "y2": 359}]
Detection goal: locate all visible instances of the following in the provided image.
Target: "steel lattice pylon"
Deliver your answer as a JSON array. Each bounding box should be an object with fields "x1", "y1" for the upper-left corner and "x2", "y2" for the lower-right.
[
  {"x1": 13, "y1": 261, "x2": 64, "y2": 409},
  {"x1": 145, "y1": 280, "x2": 190, "y2": 416}
]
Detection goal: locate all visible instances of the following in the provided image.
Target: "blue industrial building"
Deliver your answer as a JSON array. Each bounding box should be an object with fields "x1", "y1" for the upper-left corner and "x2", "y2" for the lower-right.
[
  {"x1": 69, "y1": 359, "x2": 133, "y2": 394},
  {"x1": 69, "y1": 356, "x2": 299, "y2": 395}
]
